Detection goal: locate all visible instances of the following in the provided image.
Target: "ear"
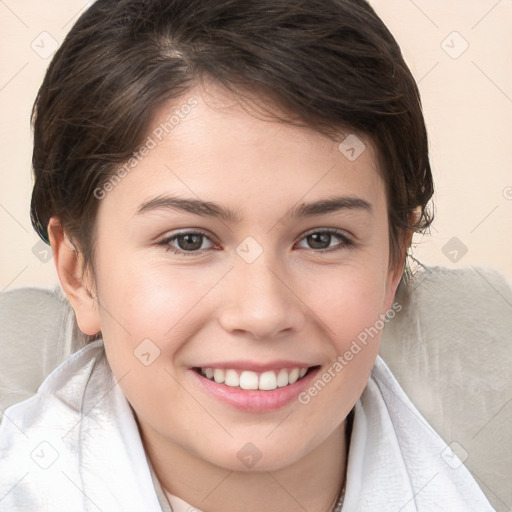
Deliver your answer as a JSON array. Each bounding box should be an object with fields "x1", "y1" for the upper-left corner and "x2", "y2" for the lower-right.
[
  {"x1": 383, "y1": 227, "x2": 414, "y2": 311},
  {"x1": 48, "y1": 217, "x2": 101, "y2": 336}
]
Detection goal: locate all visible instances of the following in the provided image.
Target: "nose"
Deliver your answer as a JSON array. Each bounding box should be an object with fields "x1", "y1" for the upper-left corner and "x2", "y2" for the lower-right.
[{"x1": 218, "y1": 256, "x2": 306, "y2": 341}]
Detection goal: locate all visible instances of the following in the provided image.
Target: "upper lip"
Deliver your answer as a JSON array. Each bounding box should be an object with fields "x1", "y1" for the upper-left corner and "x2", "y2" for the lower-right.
[{"x1": 192, "y1": 360, "x2": 319, "y2": 372}]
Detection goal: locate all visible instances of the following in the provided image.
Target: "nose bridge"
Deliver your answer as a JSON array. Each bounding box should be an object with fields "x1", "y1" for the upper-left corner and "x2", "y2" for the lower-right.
[{"x1": 218, "y1": 251, "x2": 305, "y2": 339}]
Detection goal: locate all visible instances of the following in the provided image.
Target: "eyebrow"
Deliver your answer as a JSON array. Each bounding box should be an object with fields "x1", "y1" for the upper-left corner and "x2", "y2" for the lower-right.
[
  {"x1": 137, "y1": 195, "x2": 241, "y2": 222},
  {"x1": 290, "y1": 196, "x2": 372, "y2": 217},
  {"x1": 136, "y1": 194, "x2": 372, "y2": 222}
]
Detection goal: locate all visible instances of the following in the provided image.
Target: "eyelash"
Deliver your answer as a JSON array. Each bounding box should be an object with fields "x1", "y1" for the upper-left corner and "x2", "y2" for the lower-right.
[{"x1": 156, "y1": 228, "x2": 354, "y2": 257}]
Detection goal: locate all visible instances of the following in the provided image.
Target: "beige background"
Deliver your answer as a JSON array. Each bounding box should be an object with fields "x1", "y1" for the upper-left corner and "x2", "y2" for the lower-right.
[{"x1": 1, "y1": 0, "x2": 511, "y2": 290}]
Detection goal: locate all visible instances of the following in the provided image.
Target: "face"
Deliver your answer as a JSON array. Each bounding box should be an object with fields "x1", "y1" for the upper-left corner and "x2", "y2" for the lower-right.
[{"x1": 73, "y1": 81, "x2": 403, "y2": 473}]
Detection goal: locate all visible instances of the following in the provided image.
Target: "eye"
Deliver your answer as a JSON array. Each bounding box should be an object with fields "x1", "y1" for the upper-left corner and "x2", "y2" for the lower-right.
[
  {"x1": 296, "y1": 229, "x2": 353, "y2": 252},
  {"x1": 157, "y1": 228, "x2": 353, "y2": 256},
  {"x1": 158, "y1": 231, "x2": 216, "y2": 255}
]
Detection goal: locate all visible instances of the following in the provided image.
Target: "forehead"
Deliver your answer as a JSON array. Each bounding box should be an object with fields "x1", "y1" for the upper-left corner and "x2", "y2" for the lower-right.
[{"x1": 98, "y1": 81, "x2": 386, "y2": 222}]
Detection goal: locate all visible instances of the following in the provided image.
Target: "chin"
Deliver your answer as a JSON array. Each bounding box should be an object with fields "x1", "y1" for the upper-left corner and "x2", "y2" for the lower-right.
[{"x1": 205, "y1": 439, "x2": 309, "y2": 473}]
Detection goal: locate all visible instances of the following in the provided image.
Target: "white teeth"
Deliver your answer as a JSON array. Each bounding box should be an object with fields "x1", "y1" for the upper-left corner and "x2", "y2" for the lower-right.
[
  {"x1": 288, "y1": 368, "x2": 299, "y2": 384},
  {"x1": 258, "y1": 371, "x2": 277, "y2": 390},
  {"x1": 213, "y1": 368, "x2": 225, "y2": 384},
  {"x1": 239, "y1": 371, "x2": 259, "y2": 390},
  {"x1": 224, "y1": 369, "x2": 240, "y2": 387},
  {"x1": 201, "y1": 367, "x2": 310, "y2": 390},
  {"x1": 276, "y1": 368, "x2": 289, "y2": 387}
]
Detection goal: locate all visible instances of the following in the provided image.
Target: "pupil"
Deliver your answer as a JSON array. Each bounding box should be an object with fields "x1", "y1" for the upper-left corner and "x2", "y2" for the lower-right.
[
  {"x1": 179, "y1": 234, "x2": 202, "y2": 251},
  {"x1": 308, "y1": 233, "x2": 330, "y2": 249}
]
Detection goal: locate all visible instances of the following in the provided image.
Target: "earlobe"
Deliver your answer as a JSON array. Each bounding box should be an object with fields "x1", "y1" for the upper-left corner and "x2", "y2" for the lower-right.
[{"x1": 48, "y1": 217, "x2": 101, "y2": 336}]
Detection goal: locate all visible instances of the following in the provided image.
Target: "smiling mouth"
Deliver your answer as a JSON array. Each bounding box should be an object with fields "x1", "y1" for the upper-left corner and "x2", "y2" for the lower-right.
[{"x1": 193, "y1": 366, "x2": 319, "y2": 391}]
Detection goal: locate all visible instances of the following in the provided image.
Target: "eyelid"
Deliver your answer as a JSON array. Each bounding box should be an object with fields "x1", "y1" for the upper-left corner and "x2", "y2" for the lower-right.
[
  {"x1": 300, "y1": 226, "x2": 352, "y2": 239},
  {"x1": 160, "y1": 227, "x2": 211, "y2": 238}
]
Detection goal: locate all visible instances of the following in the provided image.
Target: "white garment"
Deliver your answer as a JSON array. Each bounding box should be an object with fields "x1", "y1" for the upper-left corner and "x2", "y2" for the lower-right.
[
  {"x1": 164, "y1": 488, "x2": 201, "y2": 512},
  {"x1": 0, "y1": 340, "x2": 495, "y2": 511}
]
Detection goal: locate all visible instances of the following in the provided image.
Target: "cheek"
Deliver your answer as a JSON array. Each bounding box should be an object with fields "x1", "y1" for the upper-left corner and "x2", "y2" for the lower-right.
[
  {"x1": 92, "y1": 252, "x2": 223, "y2": 366},
  {"x1": 97, "y1": 240, "x2": 214, "y2": 320},
  {"x1": 305, "y1": 261, "x2": 389, "y2": 340},
  {"x1": 298, "y1": 263, "x2": 388, "y2": 404},
  {"x1": 92, "y1": 259, "x2": 216, "y2": 431}
]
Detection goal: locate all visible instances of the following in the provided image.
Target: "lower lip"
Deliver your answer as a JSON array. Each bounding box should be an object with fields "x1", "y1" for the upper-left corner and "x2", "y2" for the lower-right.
[{"x1": 190, "y1": 367, "x2": 321, "y2": 412}]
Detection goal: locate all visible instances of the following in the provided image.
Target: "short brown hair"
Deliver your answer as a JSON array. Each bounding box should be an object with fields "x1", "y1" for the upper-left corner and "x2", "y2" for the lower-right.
[{"x1": 31, "y1": 0, "x2": 433, "y2": 270}]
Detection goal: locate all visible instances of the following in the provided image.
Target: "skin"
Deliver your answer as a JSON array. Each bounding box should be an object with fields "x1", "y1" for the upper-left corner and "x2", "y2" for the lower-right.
[{"x1": 50, "y1": 80, "x2": 409, "y2": 512}]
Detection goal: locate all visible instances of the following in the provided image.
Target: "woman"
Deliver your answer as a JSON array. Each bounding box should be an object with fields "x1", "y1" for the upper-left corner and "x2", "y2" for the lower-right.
[{"x1": 0, "y1": 0, "x2": 495, "y2": 510}]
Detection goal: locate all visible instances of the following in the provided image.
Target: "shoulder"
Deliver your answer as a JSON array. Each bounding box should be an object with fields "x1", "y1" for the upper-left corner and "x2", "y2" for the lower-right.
[{"x1": 0, "y1": 340, "x2": 106, "y2": 509}]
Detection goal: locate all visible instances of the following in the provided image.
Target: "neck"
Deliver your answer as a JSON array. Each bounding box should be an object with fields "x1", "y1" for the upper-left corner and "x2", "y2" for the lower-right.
[{"x1": 140, "y1": 418, "x2": 349, "y2": 512}]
